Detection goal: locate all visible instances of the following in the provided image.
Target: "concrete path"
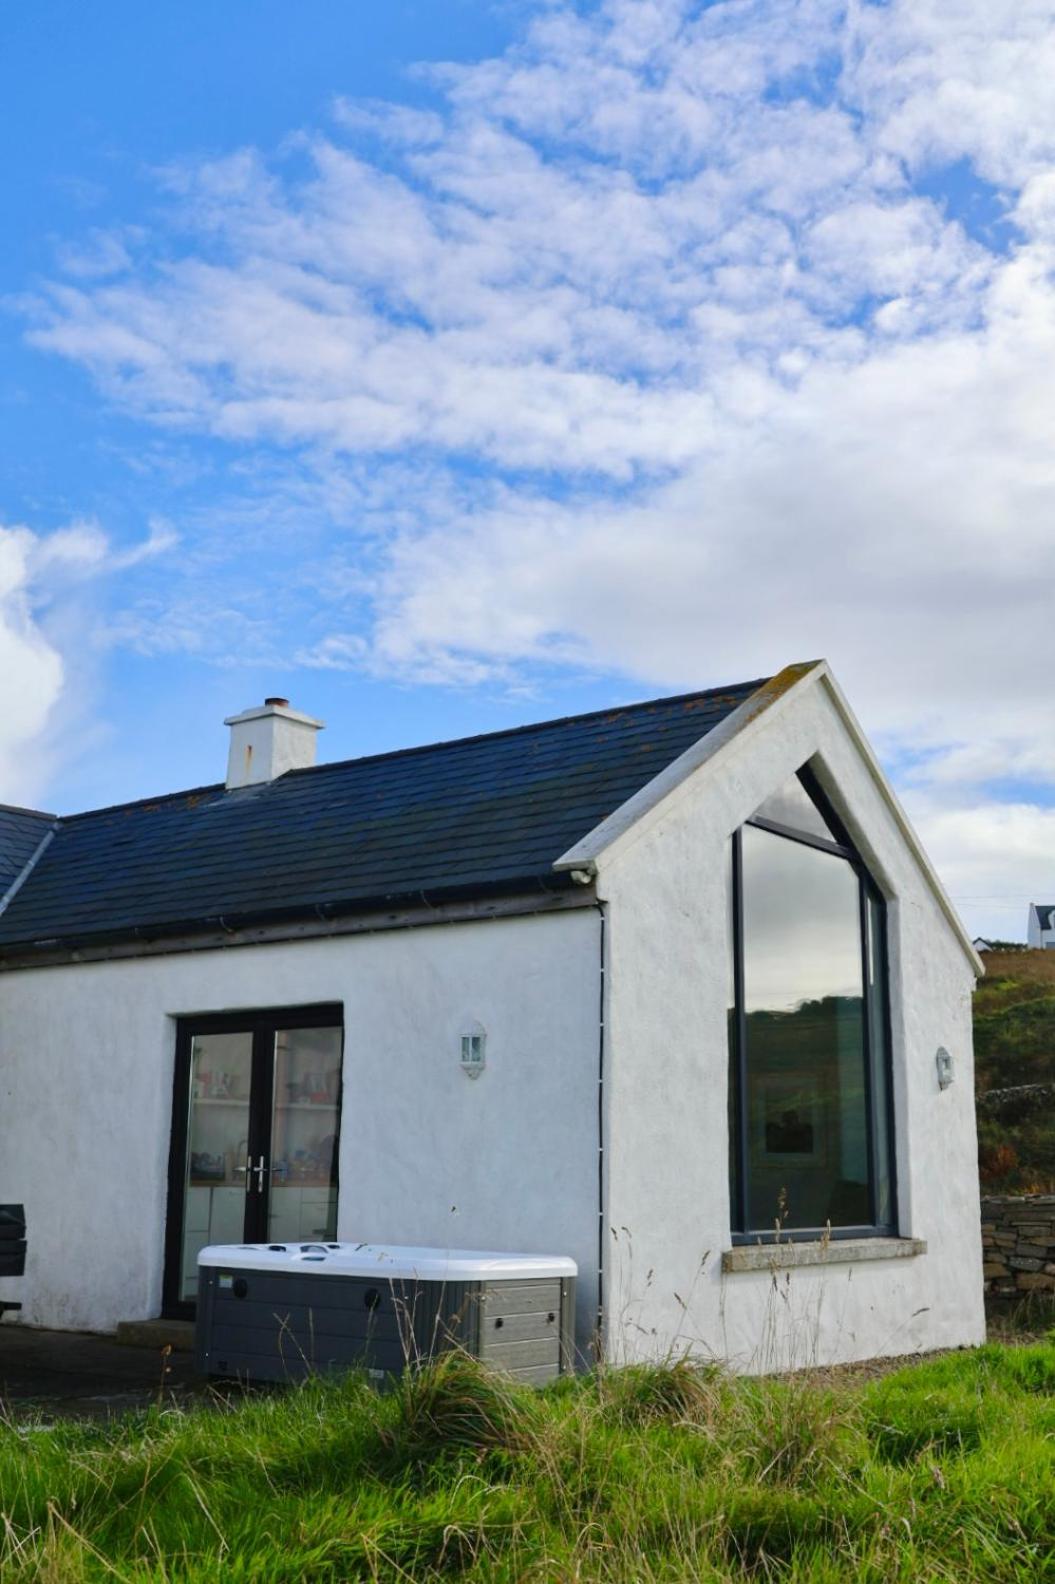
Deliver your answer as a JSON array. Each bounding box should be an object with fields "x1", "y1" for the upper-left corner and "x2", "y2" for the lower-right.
[{"x1": 0, "y1": 1321, "x2": 203, "y2": 1421}]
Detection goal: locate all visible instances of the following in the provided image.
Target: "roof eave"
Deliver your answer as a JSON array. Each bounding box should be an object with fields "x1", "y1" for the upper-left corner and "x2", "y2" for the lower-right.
[{"x1": 0, "y1": 869, "x2": 585, "y2": 960}]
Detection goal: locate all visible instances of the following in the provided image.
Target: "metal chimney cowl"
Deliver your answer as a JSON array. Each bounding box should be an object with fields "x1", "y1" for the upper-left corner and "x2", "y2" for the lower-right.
[{"x1": 223, "y1": 699, "x2": 324, "y2": 790}]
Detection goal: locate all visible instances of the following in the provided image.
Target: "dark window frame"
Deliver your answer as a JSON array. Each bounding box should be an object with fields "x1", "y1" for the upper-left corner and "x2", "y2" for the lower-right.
[
  {"x1": 163, "y1": 1002, "x2": 344, "y2": 1319},
  {"x1": 729, "y1": 770, "x2": 898, "y2": 1245}
]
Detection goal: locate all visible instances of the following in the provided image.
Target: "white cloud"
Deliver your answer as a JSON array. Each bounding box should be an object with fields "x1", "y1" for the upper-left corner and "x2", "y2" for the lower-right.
[
  {"x1": 28, "y1": 516, "x2": 177, "y2": 578},
  {"x1": 110, "y1": 518, "x2": 180, "y2": 570},
  {"x1": 55, "y1": 226, "x2": 141, "y2": 280},
  {"x1": 0, "y1": 527, "x2": 66, "y2": 804},
  {"x1": 850, "y1": 0, "x2": 1055, "y2": 187},
  {"x1": 294, "y1": 634, "x2": 369, "y2": 671},
  {"x1": 19, "y1": 0, "x2": 1055, "y2": 931},
  {"x1": 0, "y1": 519, "x2": 179, "y2": 804},
  {"x1": 902, "y1": 795, "x2": 1055, "y2": 943}
]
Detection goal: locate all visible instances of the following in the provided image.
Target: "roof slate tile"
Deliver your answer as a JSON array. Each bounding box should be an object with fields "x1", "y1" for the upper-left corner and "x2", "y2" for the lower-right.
[
  {"x1": 0, "y1": 805, "x2": 55, "y2": 899},
  {"x1": 0, "y1": 681, "x2": 763, "y2": 952}
]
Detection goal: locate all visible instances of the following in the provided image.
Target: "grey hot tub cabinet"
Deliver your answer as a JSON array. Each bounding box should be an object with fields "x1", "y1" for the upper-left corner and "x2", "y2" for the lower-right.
[{"x1": 196, "y1": 1242, "x2": 577, "y2": 1385}]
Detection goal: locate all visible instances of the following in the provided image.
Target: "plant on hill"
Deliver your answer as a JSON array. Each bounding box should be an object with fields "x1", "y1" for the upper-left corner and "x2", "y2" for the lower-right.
[{"x1": 974, "y1": 951, "x2": 1055, "y2": 1192}]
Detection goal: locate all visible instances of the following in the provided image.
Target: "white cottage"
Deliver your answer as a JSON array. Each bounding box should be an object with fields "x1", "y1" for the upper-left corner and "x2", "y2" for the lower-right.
[
  {"x1": 1027, "y1": 905, "x2": 1055, "y2": 949},
  {"x1": 0, "y1": 662, "x2": 985, "y2": 1370}
]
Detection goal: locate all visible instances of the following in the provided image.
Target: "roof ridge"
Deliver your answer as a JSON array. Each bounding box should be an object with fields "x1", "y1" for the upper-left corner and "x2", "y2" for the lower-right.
[
  {"x1": 58, "y1": 781, "x2": 226, "y2": 825},
  {"x1": 51, "y1": 678, "x2": 770, "y2": 825},
  {"x1": 285, "y1": 677, "x2": 771, "y2": 781}
]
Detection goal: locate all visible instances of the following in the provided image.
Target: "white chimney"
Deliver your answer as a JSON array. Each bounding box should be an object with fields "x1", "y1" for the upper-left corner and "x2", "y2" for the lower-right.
[{"x1": 224, "y1": 697, "x2": 324, "y2": 790}]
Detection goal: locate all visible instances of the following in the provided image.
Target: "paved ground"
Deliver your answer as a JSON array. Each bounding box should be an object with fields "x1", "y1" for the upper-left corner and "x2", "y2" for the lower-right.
[{"x1": 0, "y1": 1322, "x2": 204, "y2": 1421}]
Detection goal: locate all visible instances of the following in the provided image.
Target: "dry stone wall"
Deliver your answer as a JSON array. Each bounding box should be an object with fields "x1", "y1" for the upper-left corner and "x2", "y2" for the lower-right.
[{"x1": 981, "y1": 1194, "x2": 1055, "y2": 1302}]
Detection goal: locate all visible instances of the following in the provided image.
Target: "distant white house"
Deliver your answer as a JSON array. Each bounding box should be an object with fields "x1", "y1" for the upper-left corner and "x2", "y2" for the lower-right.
[
  {"x1": 1028, "y1": 905, "x2": 1055, "y2": 948},
  {"x1": 0, "y1": 661, "x2": 986, "y2": 1371}
]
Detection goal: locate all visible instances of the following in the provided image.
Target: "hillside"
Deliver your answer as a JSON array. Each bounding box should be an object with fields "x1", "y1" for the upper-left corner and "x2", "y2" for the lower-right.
[{"x1": 973, "y1": 949, "x2": 1055, "y2": 1192}]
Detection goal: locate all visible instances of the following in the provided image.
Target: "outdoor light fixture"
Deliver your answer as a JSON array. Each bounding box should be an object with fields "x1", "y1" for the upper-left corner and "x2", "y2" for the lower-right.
[
  {"x1": 935, "y1": 1047, "x2": 954, "y2": 1090},
  {"x1": 460, "y1": 1024, "x2": 487, "y2": 1078}
]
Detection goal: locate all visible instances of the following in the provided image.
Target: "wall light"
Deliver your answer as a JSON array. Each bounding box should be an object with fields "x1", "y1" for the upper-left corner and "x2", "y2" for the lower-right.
[
  {"x1": 461, "y1": 1024, "x2": 486, "y2": 1079},
  {"x1": 935, "y1": 1047, "x2": 954, "y2": 1090}
]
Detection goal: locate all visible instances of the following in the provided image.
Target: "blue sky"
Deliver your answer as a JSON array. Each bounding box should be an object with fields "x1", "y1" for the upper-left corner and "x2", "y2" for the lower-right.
[
  {"x1": 3, "y1": 0, "x2": 1055, "y2": 939},
  {"x1": 1, "y1": 0, "x2": 555, "y2": 805}
]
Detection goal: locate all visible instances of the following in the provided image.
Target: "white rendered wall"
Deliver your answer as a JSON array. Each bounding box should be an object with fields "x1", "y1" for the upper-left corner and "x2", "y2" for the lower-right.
[
  {"x1": 597, "y1": 680, "x2": 985, "y2": 1371},
  {"x1": 0, "y1": 909, "x2": 602, "y2": 1350}
]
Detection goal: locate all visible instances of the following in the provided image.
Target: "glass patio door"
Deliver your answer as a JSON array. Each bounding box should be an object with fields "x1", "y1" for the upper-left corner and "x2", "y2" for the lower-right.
[
  {"x1": 266, "y1": 1025, "x2": 342, "y2": 1247},
  {"x1": 177, "y1": 1029, "x2": 255, "y2": 1305},
  {"x1": 164, "y1": 1005, "x2": 343, "y2": 1315}
]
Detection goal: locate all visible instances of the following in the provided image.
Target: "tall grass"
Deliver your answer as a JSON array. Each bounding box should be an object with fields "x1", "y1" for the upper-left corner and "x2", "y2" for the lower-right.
[{"x1": 2, "y1": 1341, "x2": 1054, "y2": 1580}]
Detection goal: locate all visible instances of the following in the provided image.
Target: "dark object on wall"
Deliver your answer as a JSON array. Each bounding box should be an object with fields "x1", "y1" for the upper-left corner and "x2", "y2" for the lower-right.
[
  {"x1": 195, "y1": 1242, "x2": 577, "y2": 1386},
  {"x1": 0, "y1": 1204, "x2": 26, "y2": 1315}
]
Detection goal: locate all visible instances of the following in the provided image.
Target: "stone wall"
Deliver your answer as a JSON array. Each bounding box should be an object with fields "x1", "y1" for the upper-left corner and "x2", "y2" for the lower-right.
[{"x1": 981, "y1": 1195, "x2": 1055, "y2": 1302}]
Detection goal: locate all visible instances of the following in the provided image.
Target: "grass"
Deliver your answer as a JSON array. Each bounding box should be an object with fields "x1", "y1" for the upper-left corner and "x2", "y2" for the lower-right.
[{"x1": 3, "y1": 1343, "x2": 1055, "y2": 1580}]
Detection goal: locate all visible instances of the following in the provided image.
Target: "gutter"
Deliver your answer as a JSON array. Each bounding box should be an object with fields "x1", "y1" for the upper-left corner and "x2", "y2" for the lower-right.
[
  {"x1": 595, "y1": 900, "x2": 608, "y2": 1355},
  {"x1": 0, "y1": 877, "x2": 597, "y2": 972}
]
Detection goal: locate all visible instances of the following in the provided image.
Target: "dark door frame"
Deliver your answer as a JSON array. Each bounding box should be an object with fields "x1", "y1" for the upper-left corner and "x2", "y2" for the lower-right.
[{"x1": 163, "y1": 1002, "x2": 344, "y2": 1319}]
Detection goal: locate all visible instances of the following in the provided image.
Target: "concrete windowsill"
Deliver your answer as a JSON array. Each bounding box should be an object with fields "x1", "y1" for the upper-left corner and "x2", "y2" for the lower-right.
[{"x1": 722, "y1": 1237, "x2": 926, "y2": 1273}]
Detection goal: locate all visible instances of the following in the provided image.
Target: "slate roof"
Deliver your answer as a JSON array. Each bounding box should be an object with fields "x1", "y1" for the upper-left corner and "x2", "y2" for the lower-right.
[
  {"x1": 0, "y1": 679, "x2": 765, "y2": 955},
  {"x1": 0, "y1": 805, "x2": 55, "y2": 900},
  {"x1": 1034, "y1": 905, "x2": 1055, "y2": 931}
]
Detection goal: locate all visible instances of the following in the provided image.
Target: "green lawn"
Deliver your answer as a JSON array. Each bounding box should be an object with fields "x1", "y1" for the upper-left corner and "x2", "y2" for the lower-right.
[{"x1": 2, "y1": 1343, "x2": 1055, "y2": 1581}]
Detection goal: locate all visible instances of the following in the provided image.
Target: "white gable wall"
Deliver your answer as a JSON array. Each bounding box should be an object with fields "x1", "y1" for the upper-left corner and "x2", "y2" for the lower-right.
[
  {"x1": 1028, "y1": 907, "x2": 1055, "y2": 949},
  {"x1": 596, "y1": 676, "x2": 984, "y2": 1370},
  {"x1": 0, "y1": 909, "x2": 602, "y2": 1351}
]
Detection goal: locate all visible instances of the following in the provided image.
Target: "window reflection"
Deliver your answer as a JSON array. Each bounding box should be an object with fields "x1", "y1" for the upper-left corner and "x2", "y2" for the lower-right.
[
  {"x1": 740, "y1": 824, "x2": 872, "y2": 1232},
  {"x1": 751, "y1": 773, "x2": 841, "y2": 845},
  {"x1": 866, "y1": 891, "x2": 893, "y2": 1229}
]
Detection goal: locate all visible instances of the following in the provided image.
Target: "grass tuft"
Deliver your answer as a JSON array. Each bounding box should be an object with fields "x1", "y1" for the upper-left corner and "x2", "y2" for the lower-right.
[
  {"x1": 386, "y1": 1349, "x2": 541, "y2": 1462},
  {"x1": 732, "y1": 1377, "x2": 859, "y2": 1487},
  {"x1": 595, "y1": 1357, "x2": 720, "y2": 1428}
]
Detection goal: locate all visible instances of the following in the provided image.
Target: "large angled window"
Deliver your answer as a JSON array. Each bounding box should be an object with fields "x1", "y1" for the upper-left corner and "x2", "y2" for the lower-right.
[{"x1": 728, "y1": 768, "x2": 894, "y2": 1241}]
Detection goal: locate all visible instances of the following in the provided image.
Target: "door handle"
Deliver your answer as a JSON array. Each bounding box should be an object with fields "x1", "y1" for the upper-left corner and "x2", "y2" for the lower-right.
[{"x1": 235, "y1": 1156, "x2": 267, "y2": 1192}]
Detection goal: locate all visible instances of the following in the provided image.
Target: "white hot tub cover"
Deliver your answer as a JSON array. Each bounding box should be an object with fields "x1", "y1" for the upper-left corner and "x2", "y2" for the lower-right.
[{"x1": 197, "y1": 1241, "x2": 578, "y2": 1282}]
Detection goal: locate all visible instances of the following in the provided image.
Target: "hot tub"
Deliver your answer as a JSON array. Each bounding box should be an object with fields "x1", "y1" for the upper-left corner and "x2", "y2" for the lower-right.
[{"x1": 195, "y1": 1241, "x2": 577, "y2": 1385}]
